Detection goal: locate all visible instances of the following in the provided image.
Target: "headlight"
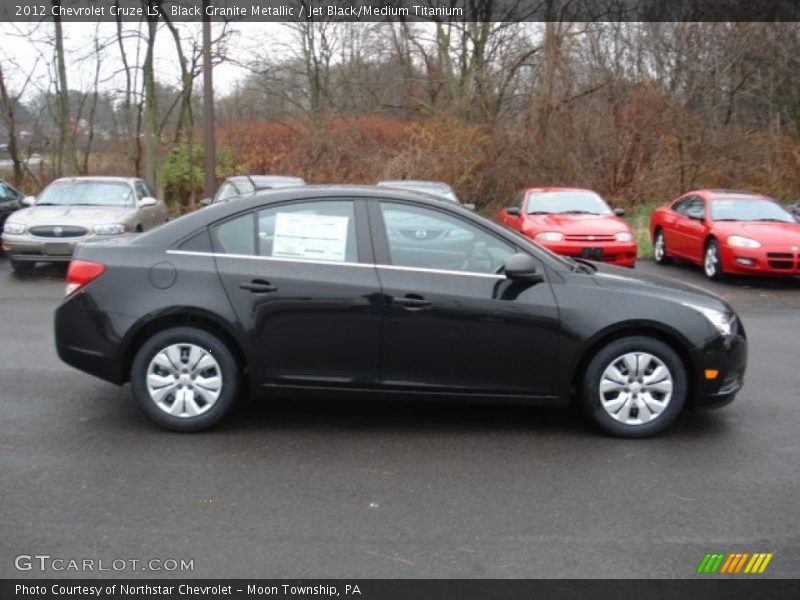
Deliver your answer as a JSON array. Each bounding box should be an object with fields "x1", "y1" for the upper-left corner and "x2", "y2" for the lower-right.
[
  {"x1": 3, "y1": 222, "x2": 25, "y2": 235},
  {"x1": 615, "y1": 232, "x2": 634, "y2": 242},
  {"x1": 685, "y1": 304, "x2": 737, "y2": 337},
  {"x1": 727, "y1": 235, "x2": 761, "y2": 248},
  {"x1": 534, "y1": 231, "x2": 564, "y2": 242},
  {"x1": 93, "y1": 223, "x2": 127, "y2": 235}
]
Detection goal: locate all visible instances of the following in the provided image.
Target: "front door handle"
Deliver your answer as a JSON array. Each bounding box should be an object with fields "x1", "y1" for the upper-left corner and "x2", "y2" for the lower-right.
[
  {"x1": 239, "y1": 279, "x2": 278, "y2": 293},
  {"x1": 393, "y1": 294, "x2": 431, "y2": 309}
]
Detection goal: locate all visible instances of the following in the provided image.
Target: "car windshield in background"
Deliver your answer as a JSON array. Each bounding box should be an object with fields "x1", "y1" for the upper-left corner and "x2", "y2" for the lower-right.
[
  {"x1": 526, "y1": 191, "x2": 612, "y2": 215},
  {"x1": 711, "y1": 198, "x2": 795, "y2": 222},
  {"x1": 37, "y1": 181, "x2": 134, "y2": 207}
]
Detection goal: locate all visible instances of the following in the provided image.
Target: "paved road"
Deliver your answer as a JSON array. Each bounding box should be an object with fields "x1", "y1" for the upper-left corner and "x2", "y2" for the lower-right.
[{"x1": 1, "y1": 256, "x2": 798, "y2": 578}]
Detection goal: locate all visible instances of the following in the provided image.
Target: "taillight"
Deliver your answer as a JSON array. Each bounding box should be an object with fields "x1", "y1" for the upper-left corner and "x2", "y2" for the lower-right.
[{"x1": 65, "y1": 260, "x2": 106, "y2": 297}]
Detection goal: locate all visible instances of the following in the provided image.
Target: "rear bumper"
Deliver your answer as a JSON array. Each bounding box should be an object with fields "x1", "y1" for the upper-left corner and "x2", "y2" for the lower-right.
[
  {"x1": 538, "y1": 240, "x2": 637, "y2": 267},
  {"x1": 690, "y1": 327, "x2": 747, "y2": 409},
  {"x1": 54, "y1": 293, "x2": 135, "y2": 384}
]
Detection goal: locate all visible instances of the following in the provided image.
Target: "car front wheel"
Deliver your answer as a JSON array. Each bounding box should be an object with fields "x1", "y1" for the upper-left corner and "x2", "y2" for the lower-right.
[
  {"x1": 653, "y1": 229, "x2": 671, "y2": 265},
  {"x1": 582, "y1": 336, "x2": 687, "y2": 438},
  {"x1": 704, "y1": 240, "x2": 725, "y2": 280},
  {"x1": 131, "y1": 326, "x2": 240, "y2": 431}
]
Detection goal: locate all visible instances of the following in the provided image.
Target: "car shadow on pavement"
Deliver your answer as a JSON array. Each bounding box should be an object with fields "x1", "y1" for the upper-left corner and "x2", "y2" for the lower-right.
[
  {"x1": 1, "y1": 259, "x2": 68, "y2": 281},
  {"x1": 642, "y1": 256, "x2": 800, "y2": 290},
  {"x1": 168, "y1": 392, "x2": 732, "y2": 441}
]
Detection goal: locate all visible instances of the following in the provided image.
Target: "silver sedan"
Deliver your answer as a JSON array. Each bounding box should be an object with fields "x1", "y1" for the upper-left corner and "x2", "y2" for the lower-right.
[{"x1": 2, "y1": 176, "x2": 168, "y2": 273}]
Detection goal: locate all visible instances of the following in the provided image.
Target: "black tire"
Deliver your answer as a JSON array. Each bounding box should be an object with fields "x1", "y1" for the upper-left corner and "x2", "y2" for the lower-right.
[
  {"x1": 652, "y1": 229, "x2": 672, "y2": 265},
  {"x1": 10, "y1": 259, "x2": 35, "y2": 273},
  {"x1": 581, "y1": 336, "x2": 687, "y2": 438},
  {"x1": 704, "y1": 239, "x2": 725, "y2": 281},
  {"x1": 130, "y1": 326, "x2": 240, "y2": 432}
]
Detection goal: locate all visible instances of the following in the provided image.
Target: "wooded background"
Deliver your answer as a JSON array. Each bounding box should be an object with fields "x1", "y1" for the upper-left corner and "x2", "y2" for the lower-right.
[{"x1": 1, "y1": 15, "x2": 799, "y2": 212}]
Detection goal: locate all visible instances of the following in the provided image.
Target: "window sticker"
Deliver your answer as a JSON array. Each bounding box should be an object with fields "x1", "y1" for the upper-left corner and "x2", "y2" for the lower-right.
[{"x1": 272, "y1": 212, "x2": 349, "y2": 262}]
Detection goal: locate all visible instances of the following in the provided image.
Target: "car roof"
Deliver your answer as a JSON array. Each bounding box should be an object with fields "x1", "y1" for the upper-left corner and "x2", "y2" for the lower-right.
[
  {"x1": 377, "y1": 180, "x2": 452, "y2": 189},
  {"x1": 226, "y1": 174, "x2": 305, "y2": 185},
  {"x1": 523, "y1": 186, "x2": 597, "y2": 194},
  {"x1": 689, "y1": 189, "x2": 774, "y2": 201},
  {"x1": 51, "y1": 176, "x2": 139, "y2": 184}
]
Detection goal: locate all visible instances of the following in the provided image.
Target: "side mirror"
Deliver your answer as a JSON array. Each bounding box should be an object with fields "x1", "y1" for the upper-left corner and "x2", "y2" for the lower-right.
[
  {"x1": 463, "y1": 203, "x2": 476, "y2": 211},
  {"x1": 138, "y1": 196, "x2": 158, "y2": 207},
  {"x1": 200, "y1": 197, "x2": 212, "y2": 207},
  {"x1": 506, "y1": 206, "x2": 521, "y2": 216},
  {"x1": 613, "y1": 207, "x2": 626, "y2": 217},
  {"x1": 504, "y1": 253, "x2": 544, "y2": 283},
  {"x1": 22, "y1": 196, "x2": 35, "y2": 206}
]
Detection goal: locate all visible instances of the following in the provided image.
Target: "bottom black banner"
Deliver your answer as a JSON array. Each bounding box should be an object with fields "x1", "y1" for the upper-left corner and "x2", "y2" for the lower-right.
[{"x1": 2, "y1": 579, "x2": 799, "y2": 600}]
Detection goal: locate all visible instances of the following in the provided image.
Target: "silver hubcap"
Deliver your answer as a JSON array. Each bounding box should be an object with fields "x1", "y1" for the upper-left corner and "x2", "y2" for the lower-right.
[
  {"x1": 599, "y1": 352, "x2": 673, "y2": 426},
  {"x1": 704, "y1": 246, "x2": 718, "y2": 277},
  {"x1": 654, "y1": 233, "x2": 665, "y2": 261},
  {"x1": 146, "y1": 343, "x2": 223, "y2": 418}
]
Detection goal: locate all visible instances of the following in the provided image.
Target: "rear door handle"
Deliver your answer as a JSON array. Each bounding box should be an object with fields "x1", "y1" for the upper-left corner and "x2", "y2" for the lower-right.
[
  {"x1": 393, "y1": 294, "x2": 431, "y2": 309},
  {"x1": 239, "y1": 279, "x2": 278, "y2": 293}
]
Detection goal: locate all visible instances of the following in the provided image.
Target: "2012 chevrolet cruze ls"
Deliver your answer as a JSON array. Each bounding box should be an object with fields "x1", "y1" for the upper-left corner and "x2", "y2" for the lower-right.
[{"x1": 55, "y1": 187, "x2": 747, "y2": 437}]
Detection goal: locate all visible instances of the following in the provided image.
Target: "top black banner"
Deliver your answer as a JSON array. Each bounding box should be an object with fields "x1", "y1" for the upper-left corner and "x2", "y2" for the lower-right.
[{"x1": 2, "y1": 0, "x2": 800, "y2": 22}]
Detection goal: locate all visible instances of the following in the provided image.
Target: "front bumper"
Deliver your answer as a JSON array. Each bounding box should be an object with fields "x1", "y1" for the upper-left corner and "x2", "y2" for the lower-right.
[
  {"x1": 538, "y1": 239, "x2": 637, "y2": 267},
  {"x1": 720, "y1": 243, "x2": 800, "y2": 276},
  {"x1": 2, "y1": 233, "x2": 86, "y2": 261},
  {"x1": 690, "y1": 325, "x2": 748, "y2": 409}
]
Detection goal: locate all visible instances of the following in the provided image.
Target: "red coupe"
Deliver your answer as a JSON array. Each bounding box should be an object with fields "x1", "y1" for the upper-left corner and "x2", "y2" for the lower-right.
[
  {"x1": 649, "y1": 189, "x2": 800, "y2": 279},
  {"x1": 497, "y1": 187, "x2": 637, "y2": 267}
]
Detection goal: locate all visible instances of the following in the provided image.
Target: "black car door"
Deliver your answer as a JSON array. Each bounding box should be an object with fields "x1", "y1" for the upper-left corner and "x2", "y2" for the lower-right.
[
  {"x1": 210, "y1": 198, "x2": 383, "y2": 388},
  {"x1": 368, "y1": 200, "x2": 560, "y2": 396}
]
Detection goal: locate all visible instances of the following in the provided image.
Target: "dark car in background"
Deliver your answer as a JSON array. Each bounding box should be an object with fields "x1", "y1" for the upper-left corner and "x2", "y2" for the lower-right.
[
  {"x1": 377, "y1": 180, "x2": 475, "y2": 210},
  {"x1": 0, "y1": 178, "x2": 25, "y2": 236},
  {"x1": 202, "y1": 175, "x2": 306, "y2": 206},
  {"x1": 55, "y1": 186, "x2": 746, "y2": 438}
]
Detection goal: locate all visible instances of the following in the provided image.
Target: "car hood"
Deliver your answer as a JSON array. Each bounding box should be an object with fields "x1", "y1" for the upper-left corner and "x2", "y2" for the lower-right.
[
  {"x1": 9, "y1": 205, "x2": 134, "y2": 225},
  {"x1": 711, "y1": 221, "x2": 800, "y2": 244},
  {"x1": 524, "y1": 213, "x2": 632, "y2": 234},
  {"x1": 589, "y1": 262, "x2": 730, "y2": 312}
]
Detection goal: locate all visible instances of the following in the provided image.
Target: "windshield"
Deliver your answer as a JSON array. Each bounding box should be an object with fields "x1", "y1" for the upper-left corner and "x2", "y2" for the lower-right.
[
  {"x1": 37, "y1": 181, "x2": 134, "y2": 207},
  {"x1": 526, "y1": 191, "x2": 611, "y2": 215},
  {"x1": 711, "y1": 198, "x2": 795, "y2": 223}
]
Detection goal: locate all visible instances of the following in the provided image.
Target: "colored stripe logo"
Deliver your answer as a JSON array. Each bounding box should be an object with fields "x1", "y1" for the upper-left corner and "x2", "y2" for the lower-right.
[{"x1": 697, "y1": 552, "x2": 773, "y2": 574}]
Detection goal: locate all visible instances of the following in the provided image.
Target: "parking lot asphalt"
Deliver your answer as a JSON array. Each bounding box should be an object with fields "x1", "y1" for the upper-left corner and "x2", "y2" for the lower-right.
[{"x1": 1, "y1": 256, "x2": 798, "y2": 579}]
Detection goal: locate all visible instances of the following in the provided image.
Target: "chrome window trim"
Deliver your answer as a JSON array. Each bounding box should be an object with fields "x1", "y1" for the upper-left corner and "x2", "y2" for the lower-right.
[
  {"x1": 166, "y1": 249, "x2": 507, "y2": 280},
  {"x1": 166, "y1": 249, "x2": 372, "y2": 269}
]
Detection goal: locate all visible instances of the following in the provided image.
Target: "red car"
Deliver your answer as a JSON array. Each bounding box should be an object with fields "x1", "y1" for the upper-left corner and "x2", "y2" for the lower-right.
[
  {"x1": 497, "y1": 187, "x2": 637, "y2": 267},
  {"x1": 649, "y1": 189, "x2": 800, "y2": 279}
]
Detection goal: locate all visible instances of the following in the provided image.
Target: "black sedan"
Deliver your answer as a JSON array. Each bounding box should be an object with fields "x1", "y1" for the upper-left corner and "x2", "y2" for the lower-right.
[
  {"x1": 0, "y1": 178, "x2": 25, "y2": 235},
  {"x1": 54, "y1": 186, "x2": 747, "y2": 437}
]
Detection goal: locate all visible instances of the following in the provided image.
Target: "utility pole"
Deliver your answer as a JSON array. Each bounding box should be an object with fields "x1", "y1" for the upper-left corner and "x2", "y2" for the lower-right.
[{"x1": 202, "y1": 0, "x2": 216, "y2": 200}]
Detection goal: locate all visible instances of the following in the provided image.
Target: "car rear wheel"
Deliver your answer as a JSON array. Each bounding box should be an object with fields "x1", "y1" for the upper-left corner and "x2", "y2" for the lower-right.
[
  {"x1": 582, "y1": 336, "x2": 686, "y2": 438},
  {"x1": 10, "y1": 259, "x2": 35, "y2": 273},
  {"x1": 131, "y1": 326, "x2": 240, "y2": 432},
  {"x1": 704, "y1": 240, "x2": 724, "y2": 280},
  {"x1": 653, "y1": 229, "x2": 671, "y2": 265}
]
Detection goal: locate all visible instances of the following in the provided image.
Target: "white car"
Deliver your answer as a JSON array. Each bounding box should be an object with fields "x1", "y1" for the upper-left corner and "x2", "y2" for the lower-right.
[{"x1": 2, "y1": 176, "x2": 168, "y2": 273}]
